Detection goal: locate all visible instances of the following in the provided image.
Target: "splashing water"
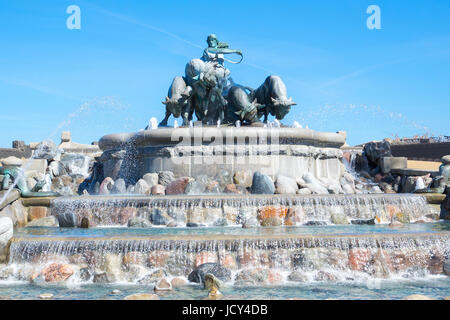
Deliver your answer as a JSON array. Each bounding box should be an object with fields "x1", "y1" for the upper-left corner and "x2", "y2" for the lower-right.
[
  {"x1": 149, "y1": 117, "x2": 158, "y2": 130},
  {"x1": 0, "y1": 97, "x2": 129, "y2": 207},
  {"x1": 173, "y1": 120, "x2": 179, "y2": 128},
  {"x1": 293, "y1": 121, "x2": 302, "y2": 128}
]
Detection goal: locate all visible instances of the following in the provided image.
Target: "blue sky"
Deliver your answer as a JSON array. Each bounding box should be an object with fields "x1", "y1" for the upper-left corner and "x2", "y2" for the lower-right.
[{"x1": 0, "y1": 0, "x2": 449, "y2": 147}]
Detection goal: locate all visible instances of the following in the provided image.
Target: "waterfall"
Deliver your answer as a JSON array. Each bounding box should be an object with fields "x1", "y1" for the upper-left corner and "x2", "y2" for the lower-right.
[
  {"x1": 50, "y1": 194, "x2": 438, "y2": 227},
  {"x1": 4, "y1": 232, "x2": 448, "y2": 284}
]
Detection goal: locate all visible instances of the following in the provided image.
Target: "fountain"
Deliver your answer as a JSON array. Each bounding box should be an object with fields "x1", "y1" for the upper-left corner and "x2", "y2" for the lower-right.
[{"x1": 0, "y1": 34, "x2": 448, "y2": 300}]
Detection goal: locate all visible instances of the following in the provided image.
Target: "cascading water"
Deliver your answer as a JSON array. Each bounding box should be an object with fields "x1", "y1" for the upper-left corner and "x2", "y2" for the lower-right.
[
  {"x1": 3, "y1": 231, "x2": 448, "y2": 285},
  {"x1": 50, "y1": 194, "x2": 438, "y2": 227}
]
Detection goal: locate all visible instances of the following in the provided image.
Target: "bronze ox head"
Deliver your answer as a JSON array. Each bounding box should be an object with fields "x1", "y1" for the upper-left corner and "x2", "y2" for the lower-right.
[{"x1": 270, "y1": 97, "x2": 297, "y2": 120}]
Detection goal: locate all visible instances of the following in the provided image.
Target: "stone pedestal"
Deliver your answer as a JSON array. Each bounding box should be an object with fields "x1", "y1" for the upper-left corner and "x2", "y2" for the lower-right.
[{"x1": 98, "y1": 127, "x2": 346, "y2": 183}]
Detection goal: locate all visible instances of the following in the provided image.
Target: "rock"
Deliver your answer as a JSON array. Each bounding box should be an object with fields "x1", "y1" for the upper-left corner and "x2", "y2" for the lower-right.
[
  {"x1": 60, "y1": 153, "x2": 92, "y2": 177},
  {"x1": 297, "y1": 188, "x2": 312, "y2": 195},
  {"x1": 251, "y1": 172, "x2": 275, "y2": 194},
  {"x1": 166, "y1": 177, "x2": 190, "y2": 195},
  {"x1": 185, "y1": 180, "x2": 206, "y2": 195},
  {"x1": 79, "y1": 267, "x2": 92, "y2": 281},
  {"x1": 330, "y1": 211, "x2": 349, "y2": 225},
  {"x1": 204, "y1": 180, "x2": 220, "y2": 193},
  {"x1": 0, "y1": 156, "x2": 22, "y2": 167},
  {"x1": 93, "y1": 272, "x2": 109, "y2": 283},
  {"x1": 133, "y1": 179, "x2": 150, "y2": 195},
  {"x1": 151, "y1": 184, "x2": 165, "y2": 195},
  {"x1": 80, "y1": 217, "x2": 90, "y2": 228},
  {"x1": 275, "y1": 175, "x2": 298, "y2": 194},
  {"x1": 57, "y1": 211, "x2": 78, "y2": 228},
  {"x1": 138, "y1": 269, "x2": 167, "y2": 284},
  {"x1": 99, "y1": 177, "x2": 114, "y2": 195},
  {"x1": 327, "y1": 183, "x2": 343, "y2": 194},
  {"x1": 111, "y1": 178, "x2": 126, "y2": 194},
  {"x1": 34, "y1": 140, "x2": 59, "y2": 160},
  {"x1": 124, "y1": 293, "x2": 159, "y2": 300},
  {"x1": 158, "y1": 171, "x2": 175, "y2": 186},
  {"x1": 0, "y1": 217, "x2": 13, "y2": 263},
  {"x1": 403, "y1": 294, "x2": 435, "y2": 300},
  {"x1": 302, "y1": 173, "x2": 328, "y2": 194},
  {"x1": 143, "y1": 173, "x2": 158, "y2": 188},
  {"x1": 439, "y1": 257, "x2": 450, "y2": 277},
  {"x1": 351, "y1": 219, "x2": 375, "y2": 225},
  {"x1": 171, "y1": 277, "x2": 187, "y2": 287},
  {"x1": 26, "y1": 216, "x2": 58, "y2": 227},
  {"x1": 126, "y1": 185, "x2": 135, "y2": 194},
  {"x1": 154, "y1": 278, "x2": 172, "y2": 291},
  {"x1": 49, "y1": 161, "x2": 67, "y2": 177},
  {"x1": 188, "y1": 263, "x2": 232, "y2": 284},
  {"x1": 314, "y1": 271, "x2": 337, "y2": 282},
  {"x1": 39, "y1": 293, "x2": 54, "y2": 300},
  {"x1": 28, "y1": 206, "x2": 48, "y2": 221},
  {"x1": 41, "y1": 263, "x2": 74, "y2": 282},
  {"x1": 370, "y1": 186, "x2": 383, "y2": 194},
  {"x1": 442, "y1": 155, "x2": 450, "y2": 165},
  {"x1": 342, "y1": 183, "x2": 355, "y2": 194},
  {"x1": 150, "y1": 209, "x2": 168, "y2": 225},
  {"x1": 234, "y1": 268, "x2": 279, "y2": 285},
  {"x1": 111, "y1": 289, "x2": 121, "y2": 295},
  {"x1": 287, "y1": 271, "x2": 308, "y2": 282},
  {"x1": 233, "y1": 170, "x2": 253, "y2": 188},
  {"x1": 128, "y1": 217, "x2": 152, "y2": 228},
  {"x1": 224, "y1": 184, "x2": 242, "y2": 194},
  {"x1": 304, "y1": 221, "x2": 327, "y2": 226}
]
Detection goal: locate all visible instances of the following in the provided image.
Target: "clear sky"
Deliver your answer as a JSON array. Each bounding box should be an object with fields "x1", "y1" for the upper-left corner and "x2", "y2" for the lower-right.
[{"x1": 0, "y1": 0, "x2": 449, "y2": 147}]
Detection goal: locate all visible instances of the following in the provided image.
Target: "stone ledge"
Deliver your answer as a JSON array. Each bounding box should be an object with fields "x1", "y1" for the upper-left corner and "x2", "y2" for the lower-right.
[{"x1": 391, "y1": 168, "x2": 439, "y2": 177}]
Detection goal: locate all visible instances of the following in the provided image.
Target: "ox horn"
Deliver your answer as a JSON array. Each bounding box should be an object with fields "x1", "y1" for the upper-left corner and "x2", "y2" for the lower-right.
[
  {"x1": 162, "y1": 96, "x2": 170, "y2": 105},
  {"x1": 288, "y1": 98, "x2": 297, "y2": 106}
]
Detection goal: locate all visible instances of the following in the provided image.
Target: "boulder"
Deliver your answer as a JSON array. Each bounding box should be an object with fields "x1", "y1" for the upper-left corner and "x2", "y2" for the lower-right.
[
  {"x1": 28, "y1": 207, "x2": 48, "y2": 221},
  {"x1": 151, "y1": 184, "x2": 165, "y2": 195},
  {"x1": 0, "y1": 217, "x2": 13, "y2": 263},
  {"x1": 403, "y1": 294, "x2": 435, "y2": 300},
  {"x1": 158, "y1": 171, "x2": 175, "y2": 186},
  {"x1": 60, "y1": 153, "x2": 92, "y2": 177},
  {"x1": 111, "y1": 178, "x2": 127, "y2": 194},
  {"x1": 128, "y1": 217, "x2": 152, "y2": 228},
  {"x1": 444, "y1": 259, "x2": 450, "y2": 276},
  {"x1": 134, "y1": 179, "x2": 150, "y2": 195},
  {"x1": 250, "y1": 172, "x2": 275, "y2": 194},
  {"x1": 138, "y1": 269, "x2": 167, "y2": 284},
  {"x1": 99, "y1": 177, "x2": 114, "y2": 195},
  {"x1": 0, "y1": 156, "x2": 22, "y2": 167},
  {"x1": 124, "y1": 293, "x2": 159, "y2": 300},
  {"x1": 33, "y1": 140, "x2": 60, "y2": 160},
  {"x1": 57, "y1": 211, "x2": 78, "y2": 228},
  {"x1": 166, "y1": 177, "x2": 190, "y2": 195},
  {"x1": 302, "y1": 173, "x2": 328, "y2": 194},
  {"x1": 188, "y1": 263, "x2": 232, "y2": 284},
  {"x1": 41, "y1": 263, "x2": 74, "y2": 282},
  {"x1": 48, "y1": 161, "x2": 67, "y2": 177},
  {"x1": 171, "y1": 277, "x2": 187, "y2": 287},
  {"x1": 233, "y1": 170, "x2": 253, "y2": 188},
  {"x1": 275, "y1": 175, "x2": 298, "y2": 194},
  {"x1": 287, "y1": 271, "x2": 308, "y2": 282},
  {"x1": 143, "y1": 173, "x2": 158, "y2": 188},
  {"x1": 26, "y1": 216, "x2": 58, "y2": 227},
  {"x1": 297, "y1": 188, "x2": 312, "y2": 195},
  {"x1": 185, "y1": 180, "x2": 206, "y2": 195},
  {"x1": 442, "y1": 155, "x2": 450, "y2": 165},
  {"x1": 154, "y1": 278, "x2": 172, "y2": 291}
]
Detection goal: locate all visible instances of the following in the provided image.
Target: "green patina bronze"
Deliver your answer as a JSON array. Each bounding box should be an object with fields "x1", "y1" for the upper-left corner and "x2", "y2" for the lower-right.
[
  {"x1": 0, "y1": 166, "x2": 60, "y2": 198},
  {"x1": 159, "y1": 34, "x2": 296, "y2": 127}
]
